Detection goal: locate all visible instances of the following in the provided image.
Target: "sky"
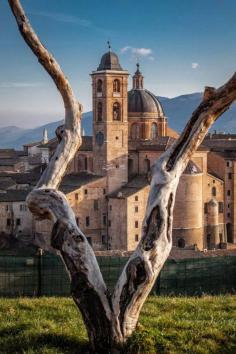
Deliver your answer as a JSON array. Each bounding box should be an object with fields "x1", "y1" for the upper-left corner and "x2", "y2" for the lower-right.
[{"x1": 0, "y1": 0, "x2": 235, "y2": 128}]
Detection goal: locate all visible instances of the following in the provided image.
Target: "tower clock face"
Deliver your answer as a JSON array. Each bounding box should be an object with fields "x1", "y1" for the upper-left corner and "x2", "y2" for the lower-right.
[{"x1": 96, "y1": 132, "x2": 104, "y2": 146}]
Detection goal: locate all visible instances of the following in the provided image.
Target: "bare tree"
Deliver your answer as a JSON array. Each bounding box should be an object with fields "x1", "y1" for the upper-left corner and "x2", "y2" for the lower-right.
[{"x1": 8, "y1": 0, "x2": 236, "y2": 353}]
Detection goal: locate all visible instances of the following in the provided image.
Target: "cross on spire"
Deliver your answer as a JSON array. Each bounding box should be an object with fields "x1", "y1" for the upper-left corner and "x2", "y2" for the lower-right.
[{"x1": 107, "y1": 40, "x2": 111, "y2": 52}]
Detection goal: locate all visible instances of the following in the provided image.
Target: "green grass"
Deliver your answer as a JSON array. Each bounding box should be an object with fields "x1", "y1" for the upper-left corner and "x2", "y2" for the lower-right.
[{"x1": 0, "y1": 296, "x2": 235, "y2": 353}]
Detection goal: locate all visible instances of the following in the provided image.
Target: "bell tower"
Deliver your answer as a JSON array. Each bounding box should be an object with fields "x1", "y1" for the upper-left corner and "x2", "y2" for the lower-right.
[{"x1": 91, "y1": 45, "x2": 129, "y2": 193}]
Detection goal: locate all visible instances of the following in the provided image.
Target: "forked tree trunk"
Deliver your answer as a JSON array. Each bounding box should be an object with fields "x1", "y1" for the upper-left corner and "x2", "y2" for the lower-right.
[{"x1": 8, "y1": 1, "x2": 236, "y2": 353}]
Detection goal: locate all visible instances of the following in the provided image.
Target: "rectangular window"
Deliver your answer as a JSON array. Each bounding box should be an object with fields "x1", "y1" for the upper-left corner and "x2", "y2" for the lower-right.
[
  {"x1": 204, "y1": 203, "x2": 208, "y2": 214},
  {"x1": 5, "y1": 205, "x2": 9, "y2": 212},
  {"x1": 227, "y1": 190, "x2": 231, "y2": 196},
  {"x1": 135, "y1": 206, "x2": 138, "y2": 213},
  {"x1": 227, "y1": 213, "x2": 231, "y2": 218},
  {"x1": 87, "y1": 237, "x2": 92, "y2": 246},
  {"x1": 108, "y1": 220, "x2": 111, "y2": 227},
  {"x1": 109, "y1": 205, "x2": 112, "y2": 211},
  {"x1": 94, "y1": 200, "x2": 98, "y2": 211},
  {"x1": 102, "y1": 235, "x2": 107, "y2": 244},
  {"x1": 135, "y1": 221, "x2": 138, "y2": 228},
  {"x1": 75, "y1": 193, "x2": 79, "y2": 201},
  {"x1": 103, "y1": 189, "x2": 106, "y2": 195},
  {"x1": 76, "y1": 217, "x2": 79, "y2": 226},
  {"x1": 6, "y1": 218, "x2": 11, "y2": 226},
  {"x1": 135, "y1": 196, "x2": 138, "y2": 201},
  {"x1": 86, "y1": 216, "x2": 90, "y2": 227},
  {"x1": 218, "y1": 202, "x2": 224, "y2": 213},
  {"x1": 16, "y1": 218, "x2": 21, "y2": 226},
  {"x1": 84, "y1": 189, "x2": 88, "y2": 195},
  {"x1": 228, "y1": 173, "x2": 232, "y2": 180},
  {"x1": 135, "y1": 234, "x2": 139, "y2": 242},
  {"x1": 103, "y1": 214, "x2": 107, "y2": 226}
]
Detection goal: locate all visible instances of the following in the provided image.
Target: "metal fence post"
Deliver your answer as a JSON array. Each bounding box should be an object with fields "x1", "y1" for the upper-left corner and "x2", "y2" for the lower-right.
[{"x1": 37, "y1": 248, "x2": 43, "y2": 297}]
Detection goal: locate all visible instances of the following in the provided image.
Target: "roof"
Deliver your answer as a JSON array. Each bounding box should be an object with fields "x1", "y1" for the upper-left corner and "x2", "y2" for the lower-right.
[
  {"x1": 23, "y1": 141, "x2": 41, "y2": 147},
  {"x1": 128, "y1": 89, "x2": 164, "y2": 116},
  {"x1": 0, "y1": 178, "x2": 16, "y2": 190},
  {"x1": 0, "y1": 171, "x2": 41, "y2": 186},
  {"x1": 129, "y1": 136, "x2": 176, "y2": 152},
  {"x1": 109, "y1": 175, "x2": 149, "y2": 199},
  {"x1": 183, "y1": 161, "x2": 202, "y2": 175},
  {"x1": 0, "y1": 189, "x2": 30, "y2": 202},
  {"x1": 38, "y1": 136, "x2": 93, "y2": 152},
  {"x1": 97, "y1": 51, "x2": 123, "y2": 71},
  {"x1": 60, "y1": 172, "x2": 103, "y2": 193}
]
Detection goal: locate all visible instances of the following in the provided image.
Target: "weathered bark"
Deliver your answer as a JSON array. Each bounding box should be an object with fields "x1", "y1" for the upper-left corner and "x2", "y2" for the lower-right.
[{"x1": 8, "y1": 1, "x2": 236, "y2": 353}]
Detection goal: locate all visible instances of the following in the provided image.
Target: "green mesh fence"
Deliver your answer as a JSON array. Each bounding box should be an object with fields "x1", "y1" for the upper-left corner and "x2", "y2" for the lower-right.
[{"x1": 0, "y1": 253, "x2": 235, "y2": 297}]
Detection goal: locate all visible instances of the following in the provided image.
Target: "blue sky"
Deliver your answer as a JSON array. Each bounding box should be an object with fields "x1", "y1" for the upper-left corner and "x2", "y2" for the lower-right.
[{"x1": 0, "y1": 0, "x2": 235, "y2": 128}]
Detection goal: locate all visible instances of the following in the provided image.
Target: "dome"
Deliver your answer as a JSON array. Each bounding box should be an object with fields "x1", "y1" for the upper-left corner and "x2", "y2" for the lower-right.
[
  {"x1": 128, "y1": 89, "x2": 164, "y2": 116},
  {"x1": 97, "y1": 51, "x2": 123, "y2": 71}
]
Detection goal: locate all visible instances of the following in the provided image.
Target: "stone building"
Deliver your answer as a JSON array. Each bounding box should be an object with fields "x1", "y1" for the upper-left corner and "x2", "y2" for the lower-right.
[{"x1": 0, "y1": 48, "x2": 235, "y2": 252}]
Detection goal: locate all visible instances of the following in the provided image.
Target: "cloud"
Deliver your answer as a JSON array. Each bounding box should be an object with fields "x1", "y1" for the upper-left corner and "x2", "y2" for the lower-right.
[
  {"x1": 0, "y1": 82, "x2": 44, "y2": 88},
  {"x1": 120, "y1": 46, "x2": 154, "y2": 60},
  {"x1": 192, "y1": 62, "x2": 199, "y2": 69}
]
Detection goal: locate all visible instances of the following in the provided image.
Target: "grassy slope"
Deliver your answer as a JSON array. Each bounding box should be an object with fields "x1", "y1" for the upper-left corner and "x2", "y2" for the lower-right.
[{"x1": 0, "y1": 296, "x2": 235, "y2": 354}]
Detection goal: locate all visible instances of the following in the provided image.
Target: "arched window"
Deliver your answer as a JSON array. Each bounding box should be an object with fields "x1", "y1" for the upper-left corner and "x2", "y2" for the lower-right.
[
  {"x1": 113, "y1": 102, "x2": 121, "y2": 121},
  {"x1": 97, "y1": 79, "x2": 103, "y2": 93},
  {"x1": 113, "y1": 79, "x2": 120, "y2": 93},
  {"x1": 97, "y1": 102, "x2": 103, "y2": 121},
  {"x1": 131, "y1": 123, "x2": 140, "y2": 140},
  {"x1": 178, "y1": 238, "x2": 185, "y2": 248},
  {"x1": 151, "y1": 123, "x2": 158, "y2": 139},
  {"x1": 212, "y1": 186, "x2": 216, "y2": 197},
  {"x1": 143, "y1": 158, "x2": 150, "y2": 173}
]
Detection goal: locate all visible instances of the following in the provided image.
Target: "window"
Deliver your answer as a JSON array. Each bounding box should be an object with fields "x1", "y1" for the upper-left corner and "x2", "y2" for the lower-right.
[
  {"x1": 6, "y1": 218, "x2": 11, "y2": 226},
  {"x1": 135, "y1": 206, "x2": 138, "y2": 213},
  {"x1": 135, "y1": 234, "x2": 139, "y2": 242},
  {"x1": 103, "y1": 189, "x2": 106, "y2": 195},
  {"x1": 135, "y1": 196, "x2": 138, "y2": 202},
  {"x1": 228, "y1": 173, "x2": 232, "y2": 179},
  {"x1": 94, "y1": 200, "x2": 98, "y2": 211},
  {"x1": 76, "y1": 217, "x2": 79, "y2": 226},
  {"x1": 131, "y1": 123, "x2": 139, "y2": 140},
  {"x1": 84, "y1": 189, "x2": 88, "y2": 195},
  {"x1": 227, "y1": 161, "x2": 232, "y2": 167},
  {"x1": 228, "y1": 203, "x2": 230, "y2": 208},
  {"x1": 144, "y1": 158, "x2": 151, "y2": 174},
  {"x1": 86, "y1": 216, "x2": 90, "y2": 227},
  {"x1": 135, "y1": 221, "x2": 138, "y2": 228},
  {"x1": 151, "y1": 123, "x2": 158, "y2": 139},
  {"x1": 113, "y1": 79, "x2": 120, "y2": 93},
  {"x1": 97, "y1": 102, "x2": 103, "y2": 121},
  {"x1": 20, "y1": 204, "x2": 26, "y2": 211},
  {"x1": 102, "y1": 235, "x2": 107, "y2": 244},
  {"x1": 219, "y1": 233, "x2": 223, "y2": 243},
  {"x1": 75, "y1": 193, "x2": 79, "y2": 201},
  {"x1": 97, "y1": 79, "x2": 102, "y2": 93},
  {"x1": 87, "y1": 237, "x2": 92, "y2": 246},
  {"x1": 227, "y1": 213, "x2": 231, "y2": 218},
  {"x1": 219, "y1": 202, "x2": 224, "y2": 213},
  {"x1": 85, "y1": 157, "x2": 88, "y2": 170},
  {"x1": 5, "y1": 205, "x2": 9, "y2": 212},
  {"x1": 108, "y1": 220, "x2": 111, "y2": 227},
  {"x1": 204, "y1": 203, "x2": 208, "y2": 214},
  {"x1": 178, "y1": 238, "x2": 185, "y2": 248},
  {"x1": 113, "y1": 102, "x2": 121, "y2": 121},
  {"x1": 227, "y1": 190, "x2": 231, "y2": 196},
  {"x1": 212, "y1": 186, "x2": 216, "y2": 197},
  {"x1": 16, "y1": 218, "x2": 21, "y2": 226},
  {"x1": 109, "y1": 205, "x2": 112, "y2": 211},
  {"x1": 103, "y1": 214, "x2": 107, "y2": 226}
]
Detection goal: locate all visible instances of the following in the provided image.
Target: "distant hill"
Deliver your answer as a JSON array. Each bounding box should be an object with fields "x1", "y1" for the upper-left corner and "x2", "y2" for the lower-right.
[{"x1": 0, "y1": 93, "x2": 235, "y2": 149}]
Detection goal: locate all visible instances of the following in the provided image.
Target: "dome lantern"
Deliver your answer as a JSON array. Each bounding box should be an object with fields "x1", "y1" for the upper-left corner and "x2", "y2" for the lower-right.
[{"x1": 132, "y1": 62, "x2": 144, "y2": 89}]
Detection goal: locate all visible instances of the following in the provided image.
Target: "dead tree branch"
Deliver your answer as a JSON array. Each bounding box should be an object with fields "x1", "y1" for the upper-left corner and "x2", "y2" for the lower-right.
[{"x1": 8, "y1": 0, "x2": 236, "y2": 352}]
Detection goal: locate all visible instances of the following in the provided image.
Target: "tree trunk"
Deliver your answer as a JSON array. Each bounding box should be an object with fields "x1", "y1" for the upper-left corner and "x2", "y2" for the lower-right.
[{"x1": 8, "y1": 1, "x2": 236, "y2": 353}]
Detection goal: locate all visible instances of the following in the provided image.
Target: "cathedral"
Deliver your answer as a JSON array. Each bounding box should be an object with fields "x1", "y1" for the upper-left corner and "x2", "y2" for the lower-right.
[{"x1": 1, "y1": 47, "x2": 236, "y2": 252}]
